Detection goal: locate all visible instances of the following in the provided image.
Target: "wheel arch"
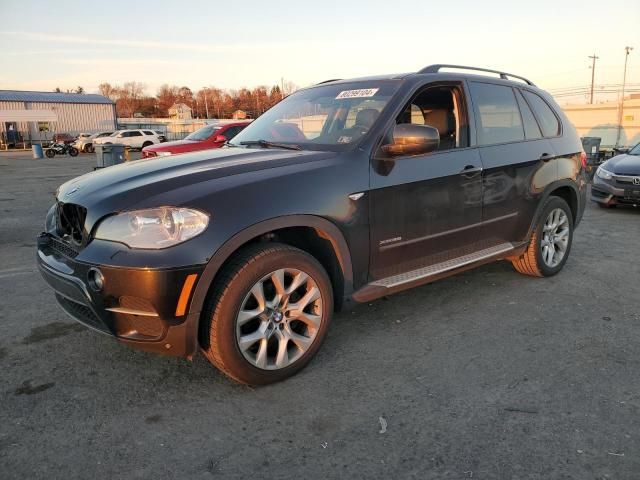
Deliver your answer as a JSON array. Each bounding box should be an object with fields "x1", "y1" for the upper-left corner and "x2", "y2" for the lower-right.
[
  {"x1": 526, "y1": 180, "x2": 579, "y2": 241},
  {"x1": 188, "y1": 215, "x2": 354, "y2": 321}
]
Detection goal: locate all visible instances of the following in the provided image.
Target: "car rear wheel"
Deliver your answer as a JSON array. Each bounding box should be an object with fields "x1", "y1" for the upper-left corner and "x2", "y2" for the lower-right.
[
  {"x1": 142, "y1": 141, "x2": 153, "y2": 148},
  {"x1": 200, "y1": 243, "x2": 333, "y2": 385},
  {"x1": 511, "y1": 196, "x2": 574, "y2": 277}
]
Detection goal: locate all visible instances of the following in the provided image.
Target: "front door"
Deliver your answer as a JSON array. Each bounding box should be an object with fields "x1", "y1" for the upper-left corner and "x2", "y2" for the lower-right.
[{"x1": 369, "y1": 83, "x2": 484, "y2": 281}]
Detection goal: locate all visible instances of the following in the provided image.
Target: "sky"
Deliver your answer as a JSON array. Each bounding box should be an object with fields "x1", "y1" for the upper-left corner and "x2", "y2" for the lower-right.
[{"x1": 0, "y1": 0, "x2": 638, "y2": 103}]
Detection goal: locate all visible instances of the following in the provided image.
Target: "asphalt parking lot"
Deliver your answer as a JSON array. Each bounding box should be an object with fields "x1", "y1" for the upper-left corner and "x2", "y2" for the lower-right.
[{"x1": 1, "y1": 151, "x2": 639, "y2": 479}]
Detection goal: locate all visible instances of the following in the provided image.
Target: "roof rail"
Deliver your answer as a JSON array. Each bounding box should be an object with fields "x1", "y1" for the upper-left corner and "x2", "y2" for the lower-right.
[
  {"x1": 418, "y1": 64, "x2": 535, "y2": 86},
  {"x1": 316, "y1": 78, "x2": 342, "y2": 85}
]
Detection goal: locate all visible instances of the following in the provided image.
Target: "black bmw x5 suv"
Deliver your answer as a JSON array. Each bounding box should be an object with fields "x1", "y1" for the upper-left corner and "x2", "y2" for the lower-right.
[{"x1": 38, "y1": 65, "x2": 587, "y2": 384}]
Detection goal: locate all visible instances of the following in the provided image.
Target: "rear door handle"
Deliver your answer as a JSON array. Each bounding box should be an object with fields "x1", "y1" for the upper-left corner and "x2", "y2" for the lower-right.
[
  {"x1": 540, "y1": 153, "x2": 553, "y2": 162},
  {"x1": 460, "y1": 165, "x2": 483, "y2": 177}
]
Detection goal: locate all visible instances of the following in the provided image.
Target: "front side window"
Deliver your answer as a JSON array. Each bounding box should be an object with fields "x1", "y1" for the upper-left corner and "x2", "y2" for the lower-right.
[
  {"x1": 470, "y1": 82, "x2": 524, "y2": 145},
  {"x1": 522, "y1": 90, "x2": 560, "y2": 137},
  {"x1": 229, "y1": 81, "x2": 401, "y2": 151},
  {"x1": 395, "y1": 85, "x2": 468, "y2": 151}
]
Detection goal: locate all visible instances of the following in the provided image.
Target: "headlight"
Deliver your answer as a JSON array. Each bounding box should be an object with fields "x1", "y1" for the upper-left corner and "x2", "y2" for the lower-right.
[
  {"x1": 94, "y1": 207, "x2": 209, "y2": 249},
  {"x1": 596, "y1": 166, "x2": 614, "y2": 180},
  {"x1": 156, "y1": 151, "x2": 172, "y2": 157}
]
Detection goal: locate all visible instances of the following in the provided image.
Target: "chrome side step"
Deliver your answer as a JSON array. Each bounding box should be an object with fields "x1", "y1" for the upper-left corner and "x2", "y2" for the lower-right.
[{"x1": 370, "y1": 243, "x2": 515, "y2": 289}]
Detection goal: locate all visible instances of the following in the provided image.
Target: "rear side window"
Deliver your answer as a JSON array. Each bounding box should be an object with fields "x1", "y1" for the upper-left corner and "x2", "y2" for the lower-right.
[
  {"x1": 143, "y1": 130, "x2": 154, "y2": 135},
  {"x1": 470, "y1": 82, "x2": 524, "y2": 145},
  {"x1": 515, "y1": 90, "x2": 542, "y2": 140},
  {"x1": 522, "y1": 90, "x2": 560, "y2": 137},
  {"x1": 129, "y1": 131, "x2": 142, "y2": 137}
]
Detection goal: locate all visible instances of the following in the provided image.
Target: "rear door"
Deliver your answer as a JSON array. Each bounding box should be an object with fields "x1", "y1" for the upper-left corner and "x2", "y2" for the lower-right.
[
  {"x1": 126, "y1": 131, "x2": 144, "y2": 148},
  {"x1": 369, "y1": 82, "x2": 484, "y2": 280},
  {"x1": 468, "y1": 81, "x2": 555, "y2": 246}
]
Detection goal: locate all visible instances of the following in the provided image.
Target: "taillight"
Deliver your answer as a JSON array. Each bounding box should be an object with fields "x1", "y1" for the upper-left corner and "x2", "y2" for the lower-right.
[{"x1": 580, "y1": 151, "x2": 587, "y2": 169}]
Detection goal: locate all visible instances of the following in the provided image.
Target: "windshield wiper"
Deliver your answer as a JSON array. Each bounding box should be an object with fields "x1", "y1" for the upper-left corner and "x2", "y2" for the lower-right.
[{"x1": 239, "y1": 139, "x2": 301, "y2": 151}]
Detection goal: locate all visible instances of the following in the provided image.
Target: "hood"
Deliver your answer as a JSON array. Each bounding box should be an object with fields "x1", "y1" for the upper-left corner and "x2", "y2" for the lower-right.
[
  {"x1": 56, "y1": 147, "x2": 337, "y2": 231},
  {"x1": 605, "y1": 154, "x2": 640, "y2": 176},
  {"x1": 146, "y1": 138, "x2": 200, "y2": 151}
]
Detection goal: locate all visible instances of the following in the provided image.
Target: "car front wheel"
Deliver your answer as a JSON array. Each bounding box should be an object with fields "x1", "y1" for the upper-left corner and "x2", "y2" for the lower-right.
[
  {"x1": 511, "y1": 196, "x2": 574, "y2": 277},
  {"x1": 200, "y1": 243, "x2": 333, "y2": 385}
]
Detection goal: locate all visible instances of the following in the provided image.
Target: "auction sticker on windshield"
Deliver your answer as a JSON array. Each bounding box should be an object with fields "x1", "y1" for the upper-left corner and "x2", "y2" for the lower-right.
[{"x1": 335, "y1": 88, "x2": 379, "y2": 99}]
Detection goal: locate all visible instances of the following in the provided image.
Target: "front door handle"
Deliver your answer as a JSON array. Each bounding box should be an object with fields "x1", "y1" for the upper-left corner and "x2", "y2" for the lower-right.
[
  {"x1": 460, "y1": 165, "x2": 483, "y2": 177},
  {"x1": 540, "y1": 153, "x2": 553, "y2": 162}
]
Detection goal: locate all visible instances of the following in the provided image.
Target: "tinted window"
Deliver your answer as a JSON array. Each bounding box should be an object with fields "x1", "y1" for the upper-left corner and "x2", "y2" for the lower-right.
[
  {"x1": 470, "y1": 82, "x2": 524, "y2": 145},
  {"x1": 515, "y1": 90, "x2": 542, "y2": 140},
  {"x1": 224, "y1": 126, "x2": 242, "y2": 139},
  {"x1": 522, "y1": 90, "x2": 560, "y2": 137},
  {"x1": 129, "y1": 131, "x2": 143, "y2": 137},
  {"x1": 143, "y1": 130, "x2": 154, "y2": 135}
]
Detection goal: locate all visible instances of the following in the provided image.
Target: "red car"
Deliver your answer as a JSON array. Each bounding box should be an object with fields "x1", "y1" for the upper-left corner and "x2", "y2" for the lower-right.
[{"x1": 141, "y1": 122, "x2": 250, "y2": 158}]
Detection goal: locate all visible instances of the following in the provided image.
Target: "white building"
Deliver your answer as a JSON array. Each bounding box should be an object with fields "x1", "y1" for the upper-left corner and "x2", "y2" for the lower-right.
[
  {"x1": 0, "y1": 90, "x2": 116, "y2": 148},
  {"x1": 561, "y1": 96, "x2": 640, "y2": 148}
]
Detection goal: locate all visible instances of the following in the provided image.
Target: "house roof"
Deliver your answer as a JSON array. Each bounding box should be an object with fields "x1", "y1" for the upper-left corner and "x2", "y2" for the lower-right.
[{"x1": 0, "y1": 90, "x2": 114, "y2": 105}]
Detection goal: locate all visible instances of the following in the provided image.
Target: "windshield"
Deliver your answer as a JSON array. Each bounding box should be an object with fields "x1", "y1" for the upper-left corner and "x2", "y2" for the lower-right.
[
  {"x1": 185, "y1": 125, "x2": 221, "y2": 141},
  {"x1": 229, "y1": 81, "x2": 401, "y2": 151},
  {"x1": 629, "y1": 143, "x2": 640, "y2": 155}
]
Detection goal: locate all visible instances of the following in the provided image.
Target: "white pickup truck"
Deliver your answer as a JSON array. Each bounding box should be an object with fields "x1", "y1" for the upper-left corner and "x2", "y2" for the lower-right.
[{"x1": 93, "y1": 129, "x2": 165, "y2": 150}]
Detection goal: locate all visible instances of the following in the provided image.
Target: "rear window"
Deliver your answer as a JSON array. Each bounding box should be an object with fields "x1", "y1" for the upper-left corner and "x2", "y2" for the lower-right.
[
  {"x1": 515, "y1": 90, "x2": 542, "y2": 140},
  {"x1": 470, "y1": 82, "x2": 524, "y2": 145},
  {"x1": 522, "y1": 90, "x2": 560, "y2": 137}
]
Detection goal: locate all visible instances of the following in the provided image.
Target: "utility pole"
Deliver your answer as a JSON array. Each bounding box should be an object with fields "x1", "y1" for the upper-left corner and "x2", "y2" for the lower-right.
[
  {"x1": 588, "y1": 53, "x2": 599, "y2": 104},
  {"x1": 616, "y1": 46, "x2": 634, "y2": 147}
]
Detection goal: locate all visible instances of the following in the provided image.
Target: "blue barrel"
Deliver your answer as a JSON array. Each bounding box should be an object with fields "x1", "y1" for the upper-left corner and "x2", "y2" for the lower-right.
[{"x1": 32, "y1": 144, "x2": 44, "y2": 159}]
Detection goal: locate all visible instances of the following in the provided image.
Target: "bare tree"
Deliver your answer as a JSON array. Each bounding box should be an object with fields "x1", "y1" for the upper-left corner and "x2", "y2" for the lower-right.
[{"x1": 98, "y1": 83, "x2": 119, "y2": 101}]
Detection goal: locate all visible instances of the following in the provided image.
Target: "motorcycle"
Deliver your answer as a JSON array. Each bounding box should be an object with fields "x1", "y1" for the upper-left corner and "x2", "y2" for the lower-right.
[{"x1": 45, "y1": 142, "x2": 79, "y2": 158}]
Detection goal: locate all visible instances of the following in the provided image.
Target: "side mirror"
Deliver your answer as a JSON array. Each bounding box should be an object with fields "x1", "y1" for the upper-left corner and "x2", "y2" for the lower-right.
[
  {"x1": 213, "y1": 134, "x2": 227, "y2": 143},
  {"x1": 381, "y1": 124, "x2": 439, "y2": 158}
]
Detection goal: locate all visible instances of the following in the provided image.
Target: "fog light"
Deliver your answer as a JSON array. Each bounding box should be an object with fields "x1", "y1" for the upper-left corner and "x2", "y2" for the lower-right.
[{"x1": 87, "y1": 268, "x2": 104, "y2": 292}]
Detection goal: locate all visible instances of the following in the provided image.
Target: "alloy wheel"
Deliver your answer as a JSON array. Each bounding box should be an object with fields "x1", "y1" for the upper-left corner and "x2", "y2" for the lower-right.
[
  {"x1": 540, "y1": 208, "x2": 570, "y2": 267},
  {"x1": 235, "y1": 268, "x2": 323, "y2": 370}
]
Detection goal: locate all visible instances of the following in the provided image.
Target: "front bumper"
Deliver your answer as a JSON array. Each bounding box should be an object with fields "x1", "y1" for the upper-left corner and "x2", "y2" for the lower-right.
[
  {"x1": 37, "y1": 233, "x2": 204, "y2": 358},
  {"x1": 591, "y1": 175, "x2": 640, "y2": 206}
]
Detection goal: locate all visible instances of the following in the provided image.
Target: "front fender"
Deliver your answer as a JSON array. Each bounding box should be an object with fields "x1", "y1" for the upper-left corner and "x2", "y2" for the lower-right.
[{"x1": 188, "y1": 214, "x2": 354, "y2": 318}]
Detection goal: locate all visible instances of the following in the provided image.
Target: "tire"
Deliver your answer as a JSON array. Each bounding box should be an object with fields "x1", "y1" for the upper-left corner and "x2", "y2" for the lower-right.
[
  {"x1": 85, "y1": 144, "x2": 94, "y2": 153},
  {"x1": 142, "y1": 141, "x2": 153, "y2": 148},
  {"x1": 511, "y1": 196, "x2": 574, "y2": 277},
  {"x1": 200, "y1": 243, "x2": 333, "y2": 385},
  {"x1": 68, "y1": 147, "x2": 79, "y2": 157},
  {"x1": 45, "y1": 149, "x2": 55, "y2": 158}
]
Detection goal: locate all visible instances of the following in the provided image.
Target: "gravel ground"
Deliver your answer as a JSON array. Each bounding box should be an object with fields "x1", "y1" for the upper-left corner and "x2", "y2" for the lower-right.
[{"x1": 1, "y1": 151, "x2": 639, "y2": 479}]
